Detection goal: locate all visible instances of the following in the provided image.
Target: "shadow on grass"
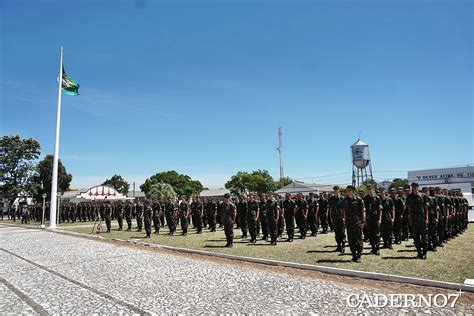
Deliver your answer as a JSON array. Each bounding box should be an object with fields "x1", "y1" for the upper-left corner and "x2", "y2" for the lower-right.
[
  {"x1": 307, "y1": 250, "x2": 337, "y2": 254},
  {"x1": 129, "y1": 236, "x2": 146, "y2": 239},
  {"x1": 317, "y1": 259, "x2": 352, "y2": 263},
  {"x1": 381, "y1": 256, "x2": 418, "y2": 260},
  {"x1": 206, "y1": 239, "x2": 227, "y2": 242},
  {"x1": 397, "y1": 249, "x2": 417, "y2": 253},
  {"x1": 204, "y1": 245, "x2": 228, "y2": 248},
  {"x1": 246, "y1": 243, "x2": 272, "y2": 246}
]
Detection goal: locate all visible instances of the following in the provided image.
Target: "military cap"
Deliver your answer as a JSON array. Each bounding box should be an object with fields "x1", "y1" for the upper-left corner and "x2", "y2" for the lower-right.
[
  {"x1": 297, "y1": 192, "x2": 303, "y2": 196},
  {"x1": 333, "y1": 185, "x2": 340, "y2": 190},
  {"x1": 429, "y1": 187, "x2": 435, "y2": 191},
  {"x1": 411, "y1": 182, "x2": 419, "y2": 187},
  {"x1": 346, "y1": 185, "x2": 355, "y2": 190},
  {"x1": 366, "y1": 184, "x2": 372, "y2": 188},
  {"x1": 397, "y1": 187, "x2": 404, "y2": 191},
  {"x1": 390, "y1": 188, "x2": 396, "y2": 192},
  {"x1": 378, "y1": 187, "x2": 385, "y2": 192},
  {"x1": 224, "y1": 193, "x2": 230, "y2": 198}
]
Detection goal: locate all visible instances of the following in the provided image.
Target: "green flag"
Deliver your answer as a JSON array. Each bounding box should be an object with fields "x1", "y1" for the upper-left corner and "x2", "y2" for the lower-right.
[{"x1": 60, "y1": 65, "x2": 80, "y2": 95}]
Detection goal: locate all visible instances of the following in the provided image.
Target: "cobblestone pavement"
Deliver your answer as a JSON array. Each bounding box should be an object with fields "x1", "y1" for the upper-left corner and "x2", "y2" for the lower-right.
[{"x1": 0, "y1": 224, "x2": 472, "y2": 314}]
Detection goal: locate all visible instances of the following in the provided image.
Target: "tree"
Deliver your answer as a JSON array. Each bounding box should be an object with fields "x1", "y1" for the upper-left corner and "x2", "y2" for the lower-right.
[
  {"x1": 146, "y1": 182, "x2": 176, "y2": 200},
  {"x1": 103, "y1": 174, "x2": 130, "y2": 194},
  {"x1": 32, "y1": 155, "x2": 72, "y2": 202},
  {"x1": 273, "y1": 176, "x2": 293, "y2": 189},
  {"x1": 224, "y1": 171, "x2": 252, "y2": 195},
  {"x1": 225, "y1": 170, "x2": 279, "y2": 195},
  {"x1": 250, "y1": 169, "x2": 279, "y2": 194},
  {"x1": 356, "y1": 178, "x2": 380, "y2": 194},
  {"x1": 389, "y1": 178, "x2": 409, "y2": 190},
  {"x1": 140, "y1": 170, "x2": 203, "y2": 197},
  {"x1": 0, "y1": 135, "x2": 41, "y2": 207}
]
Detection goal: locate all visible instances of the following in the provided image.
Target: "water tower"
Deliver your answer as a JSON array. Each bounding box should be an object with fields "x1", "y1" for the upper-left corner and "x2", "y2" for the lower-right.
[{"x1": 351, "y1": 139, "x2": 373, "y2": 187}]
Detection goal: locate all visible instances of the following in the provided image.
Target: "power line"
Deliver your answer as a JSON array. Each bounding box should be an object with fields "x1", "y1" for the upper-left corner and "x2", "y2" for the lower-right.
[{"x1": 294, "y1": 172, "x2": 351, "y2": 180}]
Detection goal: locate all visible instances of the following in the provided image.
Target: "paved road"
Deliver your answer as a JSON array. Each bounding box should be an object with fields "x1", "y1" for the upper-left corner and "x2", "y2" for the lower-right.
[{"x1": 0, "y1": 224, "x2": 472, "y2": 314}]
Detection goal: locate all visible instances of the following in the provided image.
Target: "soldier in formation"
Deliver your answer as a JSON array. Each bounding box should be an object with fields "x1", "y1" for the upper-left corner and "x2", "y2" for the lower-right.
[
  {"x1": 328, "y1": 186, "x2": 345, "y2": 253},
  {"x1": 343, "y1": 185, "x2": 366, "y2": 262},
  {"x1": 221, "y1": 193, "x2": 236, "y2": 247}
]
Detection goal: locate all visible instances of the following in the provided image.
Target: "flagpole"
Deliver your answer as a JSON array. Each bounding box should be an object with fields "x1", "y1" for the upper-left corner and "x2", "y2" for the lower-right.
[{"x1": 49, "y1": 46, "x2": 63, "y2": 229}]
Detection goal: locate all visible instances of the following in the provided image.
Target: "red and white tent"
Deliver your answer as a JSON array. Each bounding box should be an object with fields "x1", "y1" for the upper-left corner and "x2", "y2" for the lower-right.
[{"x1": 76, "y1": 185, "x2": 130, "y2": 201}]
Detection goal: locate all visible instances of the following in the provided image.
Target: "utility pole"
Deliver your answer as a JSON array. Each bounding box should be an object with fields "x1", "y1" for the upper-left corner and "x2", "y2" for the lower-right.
[{"x1": 276, "y1": 126, "x2": 284, "y2": 188}]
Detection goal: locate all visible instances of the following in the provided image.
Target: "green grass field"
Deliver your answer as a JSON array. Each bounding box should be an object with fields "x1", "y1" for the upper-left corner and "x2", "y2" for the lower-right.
[{"x1": 11, "y1": 219, "x2": 474, "y2": 284}]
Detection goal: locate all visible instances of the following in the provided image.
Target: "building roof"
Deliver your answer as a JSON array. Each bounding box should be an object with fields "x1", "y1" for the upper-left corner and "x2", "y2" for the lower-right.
[
  {"x1": 351, "y1": 139, "x2": 368, "y2": 147},
  {"x1": 126, "y1": 191, "x2": 146, "y2": 198},
  {"x1": 61, "y1": 190, "x2": 83, "y2": 198},
  {"x1": 275, "y1": 182, "x2": 335, "y2": 195},
  {"x1": 200, "y1": 188, "x2": 230, "y2": 197}
]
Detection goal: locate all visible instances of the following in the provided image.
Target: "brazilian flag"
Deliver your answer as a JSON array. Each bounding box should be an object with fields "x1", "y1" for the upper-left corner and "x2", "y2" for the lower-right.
[{"x1": 61, "y1": 65, "x2": 80, "y2": 95}]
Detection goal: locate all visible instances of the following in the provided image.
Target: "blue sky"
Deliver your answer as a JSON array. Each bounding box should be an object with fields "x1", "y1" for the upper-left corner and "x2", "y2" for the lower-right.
[{"x1": 1, "y1": 0, "x2": 472, "y2": 189}]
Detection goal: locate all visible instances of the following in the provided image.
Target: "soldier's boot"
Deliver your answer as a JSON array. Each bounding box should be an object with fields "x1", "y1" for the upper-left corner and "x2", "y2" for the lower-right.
[
  {"x1": 371, "y1": 244, "x2": 379, "y2": 255},
  {"x1": 422, "y1": 248, "x2": 427, "y2": 259},
  {"x1": 416, "y1": 249, "x2": 423, "y2": 259},
  {"x1": 341, "y1": 242, "x2": 345, "y2": 253},
  {"x1": 375, "y1": 244, "x2": 380, "y2": 256},
  {"x1": 335, "y1": 243, "x2": 341, "y2": 252},
  {"x1": 352, "y1": 251, "x2": 361, "y2": 263}
]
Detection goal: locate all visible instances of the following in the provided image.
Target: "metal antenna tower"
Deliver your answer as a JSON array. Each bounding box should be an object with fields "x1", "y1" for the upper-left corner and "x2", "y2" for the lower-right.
[{"x1": 276, "y1": 126, "x2": 284, "y2": 188}]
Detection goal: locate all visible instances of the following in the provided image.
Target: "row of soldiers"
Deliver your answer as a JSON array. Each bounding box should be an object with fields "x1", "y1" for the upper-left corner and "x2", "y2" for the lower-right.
[
  {"x1": 340, "y1": 183, "x2": 469, "y2": 262},
  {"x1": 94, "y1": 183, "x2": 469, "y2": 259},
  {"x1": 11, "y1": 184, "x2": 469, "y2": 261}
]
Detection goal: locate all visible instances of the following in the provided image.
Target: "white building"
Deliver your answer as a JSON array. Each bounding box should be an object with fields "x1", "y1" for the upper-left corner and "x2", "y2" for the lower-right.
[
  {"x1": 200, "y1": 188, "x2": 230, "y2": 199},
  {"x1": 407, "y1": 166, "x2": 474, "y2": 207},
  {"x1": 274, "y1": 182, "x2": 335, "y2": 196}
]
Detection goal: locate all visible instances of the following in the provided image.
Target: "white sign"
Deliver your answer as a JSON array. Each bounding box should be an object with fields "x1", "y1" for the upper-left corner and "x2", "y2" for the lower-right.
[{"x1": 408, "y1": 166, "x2": 474, "y2": 185}]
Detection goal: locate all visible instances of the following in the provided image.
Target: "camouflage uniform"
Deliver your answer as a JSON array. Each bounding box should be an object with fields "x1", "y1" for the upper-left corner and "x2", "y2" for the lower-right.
[
  {"x1": 343, "y1": 194, "x2": 365, "y2": 262},
  {"x1": 406, "y1": 190, "x2": 428, "y2": 259}
]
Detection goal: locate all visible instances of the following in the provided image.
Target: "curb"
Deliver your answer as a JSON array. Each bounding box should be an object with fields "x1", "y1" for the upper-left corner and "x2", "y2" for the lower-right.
[{"x1": 2, "y1": 223, "x2": 474, "y2": 293}]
